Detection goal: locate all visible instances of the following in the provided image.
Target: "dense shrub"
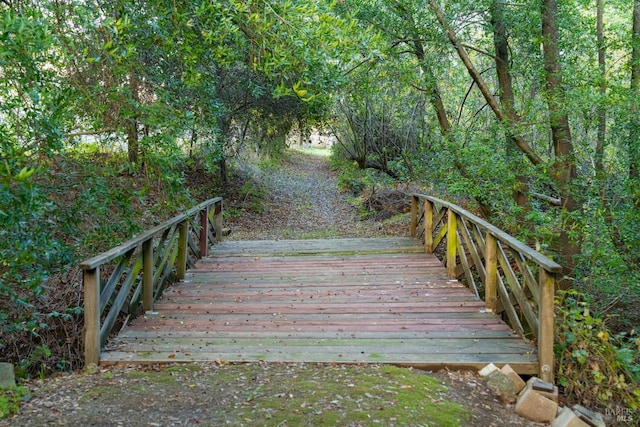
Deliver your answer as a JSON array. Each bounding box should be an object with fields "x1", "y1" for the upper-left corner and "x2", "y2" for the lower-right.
[{"x1": 555, "y1": 291, "x2": 640, "y2": 411}]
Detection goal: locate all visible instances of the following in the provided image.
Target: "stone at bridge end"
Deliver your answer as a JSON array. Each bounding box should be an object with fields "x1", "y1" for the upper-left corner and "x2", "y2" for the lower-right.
[
  {"x1": 515, "y1": 386, "x2": 558, "y2": 423},
  {"x1": 0, "y1": 362, "x2": 16, "y2": 388},
  {"x1": 500, "y1": 364, "x2": 526, "y2": 393},
  {"x1": 523, "y1": 376, "x2": 559, "y2": 403},
  {"x1": 485, "y1": 370, "x2": 517, "y2": 403},
  {"x1": 551, "y1": 407, "x2": 591, "y2": 427}
]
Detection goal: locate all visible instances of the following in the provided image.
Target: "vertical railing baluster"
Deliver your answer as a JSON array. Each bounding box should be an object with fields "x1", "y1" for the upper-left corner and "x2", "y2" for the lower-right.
[
  {"x1": 199, "y1": 206, "x2": 209, "y2": 258},
  {"x1": 214, "y1": 200, "x2": 223, "y2": 243},
  {"x1": 410, "y1": 195, "x2": 418, "y2": 238}
]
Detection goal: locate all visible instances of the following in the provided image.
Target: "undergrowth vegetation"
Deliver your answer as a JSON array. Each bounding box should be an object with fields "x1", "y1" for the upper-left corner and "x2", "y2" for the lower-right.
[
  {"x1": 0, "y1": 147, "x2": 221, "y2": 377},
  {"x1": 556, "y1": 291, "x2": 640, "y2": 411}
]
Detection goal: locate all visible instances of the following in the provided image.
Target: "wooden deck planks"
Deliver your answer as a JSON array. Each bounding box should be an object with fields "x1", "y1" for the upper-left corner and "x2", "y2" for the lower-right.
[{"x1": 101, "y1": 237, "x2": 538, "y2": 374}]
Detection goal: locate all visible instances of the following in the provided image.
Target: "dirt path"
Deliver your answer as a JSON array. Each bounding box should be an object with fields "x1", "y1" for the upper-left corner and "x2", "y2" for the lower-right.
[
  {"x1": 2, "y1": 150, "x2": 539, "y2": 426},
  {"x1": 227, "y1": 149, "x2": 407, "y2": 240}
]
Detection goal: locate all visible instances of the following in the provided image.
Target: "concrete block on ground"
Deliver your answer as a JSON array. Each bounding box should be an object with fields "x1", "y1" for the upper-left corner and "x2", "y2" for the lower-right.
[
  {"x1": 522, "y1": 376, "x2": 559, "y2": 403},
  {"x1": 515, "y1": 386, "x2": 558, "y2": 423},
  {"x1": 0, "y1": 363, "x2": 16, "y2": 388},
  {"x1": 500, "y1": 364, "x2": 526, "y2": 393},
  {"x1": 572, "y1": 405, "x2": 606, "y2": 427},
  {"x1": 551, "y1": 407, "x2": 590, "y2": 427},
  {"x1": 485, "y1": 370, "x2": 517, "y2": 403},
  {"x1": 479, "y1": 363, "x2": 499, "y2": 377}
]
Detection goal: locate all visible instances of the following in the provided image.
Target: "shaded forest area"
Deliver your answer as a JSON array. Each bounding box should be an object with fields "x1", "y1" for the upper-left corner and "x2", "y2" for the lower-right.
[{"x1": 1, "y1": 0, "x2": 639, "y2": 414}]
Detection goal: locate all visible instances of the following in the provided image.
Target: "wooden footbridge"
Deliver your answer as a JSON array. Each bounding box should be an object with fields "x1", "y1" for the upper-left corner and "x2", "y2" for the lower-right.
[{"x1": 80, "y1": 194, "x2": 561, "y2": 382}]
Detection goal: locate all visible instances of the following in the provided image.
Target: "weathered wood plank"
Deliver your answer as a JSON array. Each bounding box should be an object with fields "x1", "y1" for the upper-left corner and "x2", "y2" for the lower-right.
[
  {"x1": 206, "y1": 238, "x2": 425, "y2": 258},
  {"x1": 116, "y1": 329, "x2": 523, "y2": 340},
  {"x1": 106, "y1": 341, "x2": 536, "y2": 356},
  {"x1": 100, "y1": 351, "x2": 539, "y2": 372}
]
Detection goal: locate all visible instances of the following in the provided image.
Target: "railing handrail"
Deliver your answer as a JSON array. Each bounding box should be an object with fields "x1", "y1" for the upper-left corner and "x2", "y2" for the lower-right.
[
  {"x1": 79, "y1": 197, "x2": 223, "y2": 270},
  {"x1": 410, "y1": 192, "x2": 558, "y2": 383},
  {"x1": 82, "y1": 196, "x2": 223, "y2": 366},
  {"x1": 414, "y1": 194, "x2": 562, "y2": 273}
]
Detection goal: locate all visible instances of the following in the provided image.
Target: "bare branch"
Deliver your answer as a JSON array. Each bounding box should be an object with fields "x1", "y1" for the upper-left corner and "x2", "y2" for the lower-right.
[
  {"x1": 531, "y1": 192, "x2": 561, "y2": 206},
  {"x1": 461, "y1": 43, "x2": 496, "y2": 60}
]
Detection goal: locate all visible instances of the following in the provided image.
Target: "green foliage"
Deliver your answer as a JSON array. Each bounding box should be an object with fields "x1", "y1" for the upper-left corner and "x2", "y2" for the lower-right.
[
  {"x1": 0, "y1": 7, "x2": 70, "y2": 156},
  {"x1": 0, "y1": 168, "x2": 72, "y2": 339},
  {"x1": 0, "y1": 385, "x2": 29, "y2": 420},
  {"x1": 238, "y1": 181, "x2": 267, "y2": 213},
  {"x1": 555, "y1": 291, "x2": 640, "y2": 411},
  {"x1": 331, "y1": 149, "x2": 395, "y2": 196}
]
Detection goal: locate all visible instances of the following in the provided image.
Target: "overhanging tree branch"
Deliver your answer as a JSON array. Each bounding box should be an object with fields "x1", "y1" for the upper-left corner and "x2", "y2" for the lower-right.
[{"x1": 429, "y1": 0, "x2": 544, "y2": 167}]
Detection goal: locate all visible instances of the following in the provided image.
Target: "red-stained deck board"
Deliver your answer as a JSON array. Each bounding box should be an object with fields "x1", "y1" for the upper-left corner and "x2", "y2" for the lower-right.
[{"x1": 101, "y1": 238, "x2": 538, "y2": 374}]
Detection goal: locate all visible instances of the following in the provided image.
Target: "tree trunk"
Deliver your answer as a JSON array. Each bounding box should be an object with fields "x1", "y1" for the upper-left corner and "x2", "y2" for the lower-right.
[
  {"x1": 541, "y1": 0, "x2": 580, "y2": 278},
  {"x1": 429, "y1": 0, "x2": 580, "y2": 278},
  {"x1": 491, "y1": 0, "x2": 530, "y2": 209},
  {"x1": 430, "y1": 0, "x2": 543, "y2": 167},
  {"x1": 127, "y1": 118, "x2": 139, "y2": 164},
  {"x1": 595, "y1": 0, "x2": 606, "y2": 174},
  {"x1": 127, "y1": 72, "x2": 140, "y2": 165}
]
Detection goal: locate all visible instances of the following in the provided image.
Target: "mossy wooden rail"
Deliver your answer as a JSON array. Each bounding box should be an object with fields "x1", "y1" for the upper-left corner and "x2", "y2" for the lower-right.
[
  {"x1": 79, "y1": 197, "x2": 223, "y2": 366},
  {"x1": 410, "y1": 193, "x2": 562, "y2": 383}
]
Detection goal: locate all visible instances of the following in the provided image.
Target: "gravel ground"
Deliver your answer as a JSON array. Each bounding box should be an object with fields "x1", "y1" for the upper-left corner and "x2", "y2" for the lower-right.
[{"x1": 4, "y1": 363, "x2": 540, "y2": 427}]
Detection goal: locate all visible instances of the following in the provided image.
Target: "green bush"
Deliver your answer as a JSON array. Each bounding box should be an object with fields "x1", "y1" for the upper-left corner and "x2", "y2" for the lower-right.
[
  {"x1": 555, "y1": 290, "x2": 640, "y2": 411},
  {"x1": 0, "y1": 385, "x2": 29, "y2": 419},
  {"x1": 0, "y1": 171, "x2": 72, "y2": 340}
]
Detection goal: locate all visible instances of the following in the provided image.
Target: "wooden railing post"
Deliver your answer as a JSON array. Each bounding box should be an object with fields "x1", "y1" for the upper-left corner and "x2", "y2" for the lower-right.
[
  {"x1": 410, "y1": 195, "x2": 418, "y2": 238},
  {"x1": 424, "y1": 200, "x2": 434, "y2": 253},
  {"x1": 213, "y1": 200, "x2": 223, "y2": 243},
  {"x1": 176, "y1": 220, "x2": 188, "y2": 281},
  {"x1": 199, "y1": 206, "x2": 209, "y2": 258},
  {"x1": 484, "y1": 233, "x2": 498, "y2": 313},
  {"x1": 539, "y1": 269, "x2": 555, "y2": 383},
  {"x1": 446, "y1": 209, "x2": 457, "y2": 277},
  {"x1": 84, "y1": 267, "x2": 100, "y2": 366},
  {"x1": 142, "y1": 239, "x2": 154, "y2": 312}
]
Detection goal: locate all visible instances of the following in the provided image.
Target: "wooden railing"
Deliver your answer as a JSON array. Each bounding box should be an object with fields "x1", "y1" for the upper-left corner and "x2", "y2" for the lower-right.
[
  {"x1": 80, "y1": 197, "x2": 223, "y2": 366},
  {"x1": 410, "y1": 193, "x2": 561, "y2": 383}
]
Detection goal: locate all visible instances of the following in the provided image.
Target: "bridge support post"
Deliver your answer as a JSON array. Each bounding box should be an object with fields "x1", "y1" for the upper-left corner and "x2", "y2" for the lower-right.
[
  {"x1": 410, "y1": 196, "x2": 418, "y2": 238},
  {"x1": 213, "y1": 200, "x2": 223, "y2": 242},
  {"x1": 199, "y1": 207, "x2": 209, "y2": 258},
  {"x1": 176, "y1": 220, "x2": 189, "y2": 280},
  {"x1": 143, "y1": 239, "x2": 153, "y2": 312},
  {"x1": 424, "y1": 200, "x2": 433, "y2": 253},
  {"x1": 84, "y1": 267, "x2": 100, "y2": 366},
  {"x1": 446, "y1": 209, "x2": 457, "y2": 277},
  {"x1": 539, "y1": 269, "x2": 555, "y2": 383},
  {"x1": 484, "y1": 233, "x2": 498, "y2": 313}
]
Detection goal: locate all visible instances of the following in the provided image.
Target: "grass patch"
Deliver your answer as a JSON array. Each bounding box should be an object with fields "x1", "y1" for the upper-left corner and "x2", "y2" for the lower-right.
[
  {"x1": 0, "y1": 386, "x2": 29, "y2": 419},
  {"x1": 229, "y1": 364, "x2": 471, "y2": 426},
  {"x1": 302, "y1": 229, "x2": 342, "y2": 239},
  {"x1": 291, "y1": 146, "x2": 332, "y2": 157}
]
